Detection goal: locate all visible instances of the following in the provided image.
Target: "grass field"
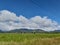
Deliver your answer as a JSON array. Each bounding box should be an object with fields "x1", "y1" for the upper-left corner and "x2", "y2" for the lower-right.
[{"x1": 0, "y1": 33, "x2": 60, "y2": 45}]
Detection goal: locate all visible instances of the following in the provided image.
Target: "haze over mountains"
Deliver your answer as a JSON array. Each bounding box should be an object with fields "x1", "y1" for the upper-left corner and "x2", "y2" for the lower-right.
[{"x1": 0, "y1": 10, "x2": 60, "y2": 32}]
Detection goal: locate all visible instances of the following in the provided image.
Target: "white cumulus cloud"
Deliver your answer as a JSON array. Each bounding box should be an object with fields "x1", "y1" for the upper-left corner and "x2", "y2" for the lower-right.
[{"x1": 0, "y1": 10, "x2": 60, "y2": 31}]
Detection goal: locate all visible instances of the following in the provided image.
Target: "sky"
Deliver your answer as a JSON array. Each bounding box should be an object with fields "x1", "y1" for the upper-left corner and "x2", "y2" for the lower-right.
[
  {"x1": 0, "y1": 0, "x2": 60, "y2": 22},
  {"x1": 0, "y1": 0, "x2": 60, "y2": 31}
]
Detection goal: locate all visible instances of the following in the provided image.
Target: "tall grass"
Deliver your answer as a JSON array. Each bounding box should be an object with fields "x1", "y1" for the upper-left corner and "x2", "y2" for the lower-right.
[{"x1": 0, "y1": 33, "x2": 60, "y2": 45}]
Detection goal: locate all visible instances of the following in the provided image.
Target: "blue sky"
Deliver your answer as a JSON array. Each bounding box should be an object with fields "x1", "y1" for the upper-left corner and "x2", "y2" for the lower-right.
[
  {"x1": 0, "y1": 0, "x2": 60, "y2": 31},
  {"x1": 0, "y1": 0, "x2": 60, "y2": 23}
]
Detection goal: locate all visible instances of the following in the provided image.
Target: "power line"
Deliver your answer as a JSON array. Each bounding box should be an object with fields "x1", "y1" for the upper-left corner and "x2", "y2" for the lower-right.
[{"x1": 30, "y1": 0, "x2": 41, "y2": 8}]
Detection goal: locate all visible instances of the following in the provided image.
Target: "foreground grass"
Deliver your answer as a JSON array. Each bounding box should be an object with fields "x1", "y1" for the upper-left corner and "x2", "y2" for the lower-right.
[{"x1": 0, "y1": 33, "x2": 60, "y2": 45}]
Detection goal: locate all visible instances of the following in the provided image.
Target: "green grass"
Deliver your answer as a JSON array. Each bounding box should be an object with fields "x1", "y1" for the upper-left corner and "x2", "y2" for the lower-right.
[{"x1": 0, "y1": 33, "x2": 60, "y2": 45}]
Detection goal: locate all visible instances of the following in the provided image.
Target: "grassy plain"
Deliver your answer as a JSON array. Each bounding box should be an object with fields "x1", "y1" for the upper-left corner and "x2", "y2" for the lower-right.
[{"x1": 0, "y1": 33, "x2": 60, "y2": 45}]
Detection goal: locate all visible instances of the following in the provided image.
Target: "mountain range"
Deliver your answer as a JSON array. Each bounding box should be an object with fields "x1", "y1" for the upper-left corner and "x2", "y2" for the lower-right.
[
  {"x1": 0, "y1": 28, "x2": 60, "y2": 33},
  {"x1": 0, "y1": 28, "x2": 46, "y2": 33}
]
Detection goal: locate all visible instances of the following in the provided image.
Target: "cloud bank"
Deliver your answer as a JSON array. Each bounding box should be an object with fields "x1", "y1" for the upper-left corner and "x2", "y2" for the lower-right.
[{"x1": 0, "y1": 10, "x2": 60, "y2": 31}]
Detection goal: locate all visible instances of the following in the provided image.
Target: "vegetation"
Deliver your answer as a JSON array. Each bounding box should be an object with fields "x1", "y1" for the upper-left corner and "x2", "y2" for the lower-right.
[{"x1": 0, "y1": 33, "x2": 60, "y2": 45}]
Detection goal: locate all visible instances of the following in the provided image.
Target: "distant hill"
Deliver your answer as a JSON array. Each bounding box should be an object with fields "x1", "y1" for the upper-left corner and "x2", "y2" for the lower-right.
[
  {"x1": 51, "y1": 30, "x2": 60, "y2": 32},
  {"x1": 0, "y1": 29, "x2": 60, "y2": 33},
  {"x1": 7, "y1": 28, "x2": 46, "y2": 33},
  {"x1": 0, "y1": 30, "x2": 4, "y2": 33}
]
